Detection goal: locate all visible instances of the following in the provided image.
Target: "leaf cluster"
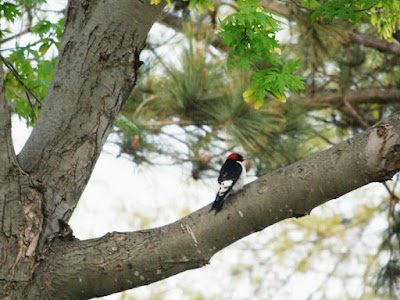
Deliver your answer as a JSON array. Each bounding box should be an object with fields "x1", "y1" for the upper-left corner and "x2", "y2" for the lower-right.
[
  {"x1": 1, "y1": 2, "x2": 21, "y2": 23},
  {"x1": 243, "y1": 60, "x2": 304, "y2": 108},
  {"x1": 310, "y1": 0, "x2": 380, "y2": 22},
  {"x1": 219, "y1": 0, "x2": 305, "y2": 106},
  {"x1": 1, "y1": 0, "x2": 64, "y2": 125},
  {"x1": 304, "y1": 0, "x2": 400, "y2": 41},
  {"x1": 4, "y1": 55, "x2": 56, "y2": 124},
  {"x1": 220, "y1": 1, "x2": 281, "y2": 69}
]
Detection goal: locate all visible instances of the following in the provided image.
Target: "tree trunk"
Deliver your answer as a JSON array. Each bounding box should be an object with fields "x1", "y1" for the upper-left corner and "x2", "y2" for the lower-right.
[
  {"x1": 1, "y1": 0, "x2": 164, "y2": 298},
  {"x1": 1, "y1": 0, "x2": 400, "y2": 299}
]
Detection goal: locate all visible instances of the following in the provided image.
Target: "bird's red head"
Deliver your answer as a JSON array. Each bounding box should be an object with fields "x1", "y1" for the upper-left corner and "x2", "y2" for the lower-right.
[{"x1": 226, "y1": 152, "x2": 244, "y2": 161}]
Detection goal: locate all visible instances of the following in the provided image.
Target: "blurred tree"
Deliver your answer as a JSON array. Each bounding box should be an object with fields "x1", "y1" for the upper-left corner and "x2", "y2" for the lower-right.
[{"x1": 1, "y1": 0, "x2": 400, "y2": 299}]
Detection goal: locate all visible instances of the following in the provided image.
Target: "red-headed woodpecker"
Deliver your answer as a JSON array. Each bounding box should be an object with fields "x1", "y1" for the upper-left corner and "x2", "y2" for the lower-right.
[{"x1": 210, "y1": 152, "x2": 246, "y2": 214}]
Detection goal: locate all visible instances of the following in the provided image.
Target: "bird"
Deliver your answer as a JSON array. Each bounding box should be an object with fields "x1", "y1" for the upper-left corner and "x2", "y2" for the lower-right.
[{"x1": 210, "y1": 152, "x2": 246, "y2": 214}]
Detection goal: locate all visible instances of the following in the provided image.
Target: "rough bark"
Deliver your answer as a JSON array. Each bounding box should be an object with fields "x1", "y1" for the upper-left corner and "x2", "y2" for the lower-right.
[{"x1": 2, "y1": 0, "x2": 400, "y2": 299}]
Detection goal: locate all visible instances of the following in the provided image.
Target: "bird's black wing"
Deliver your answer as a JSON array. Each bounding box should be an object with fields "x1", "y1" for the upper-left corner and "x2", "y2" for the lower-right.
[{"x1": 217, "y1": 160, "x2": 243, "y2": 183}]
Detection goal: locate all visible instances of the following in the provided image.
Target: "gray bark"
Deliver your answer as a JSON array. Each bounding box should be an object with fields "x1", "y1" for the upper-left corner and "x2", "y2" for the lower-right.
[{"x1": 1, "y1": 0, "x2": 400, "y2": 299}]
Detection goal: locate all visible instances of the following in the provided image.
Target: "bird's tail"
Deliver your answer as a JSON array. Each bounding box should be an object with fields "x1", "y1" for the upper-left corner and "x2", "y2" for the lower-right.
[{"x1": 209, "y1": 195, "x2": 225, "y2": 214}]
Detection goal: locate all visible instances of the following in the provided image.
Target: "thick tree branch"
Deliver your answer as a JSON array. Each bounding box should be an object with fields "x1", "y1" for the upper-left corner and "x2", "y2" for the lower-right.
[
  {"x1": 29, "y1": 113, "x2": 400, "y2": 299},
  {"x1": 351, "y1": 32, "x2": 400, "y2": 55},
  {"x1": 308, "y1": 88, "x2": 400, "y2": 107},
  {"x1": 16, "y1": 0, "x2": 165, "y2": 249}
]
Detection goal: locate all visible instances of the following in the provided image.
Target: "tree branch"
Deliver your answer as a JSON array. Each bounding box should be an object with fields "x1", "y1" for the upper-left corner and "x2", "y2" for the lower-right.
[
  {"x1": 308, "y1": 88, "x2": 400, "y2": 107},
  {"x1": 341, "y1": 98, "x2": 371, "y2": 129},
  {"x1": 350, "y1": 32, "x2": 400, "y2": 56},
  {"x1": 29, "y1": 113, "x2": 400, "y2": 299},
  {"x1": 260, "y1": 0, "x2": 293, "y2": 17},
  {"x1": 0, "y1": 27, "x2": 31, "y2": 45}
]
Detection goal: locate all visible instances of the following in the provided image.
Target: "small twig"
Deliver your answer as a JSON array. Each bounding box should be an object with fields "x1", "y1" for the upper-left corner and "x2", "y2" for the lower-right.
[
  {"x1": 134, "y1": 95, "x2": 157, "y2": 116},
  {"x1": 353, "y1": 3, "x2": 378, "y2": 13},
  {"x1": 25, "y1": 91, "x2": 38, "y2": 121},
  {"x1": 279, "y1": 0, "x2": 314, "y2": 11},
  {"x1": 36, "y1": 8, "x2": 66, "y2": 14},
  {"x1": 0, "y1": 27, "x2": 31, "y2": 45},
  {"x1": 139, "y1": 118, "x2": 195, "y2": 127},
  {"x1": 342, "y1": 98, "x2": 370, "y2": 129},
  {"x1": 382, "y1": 182, "x2": 400, "y2": 203}
]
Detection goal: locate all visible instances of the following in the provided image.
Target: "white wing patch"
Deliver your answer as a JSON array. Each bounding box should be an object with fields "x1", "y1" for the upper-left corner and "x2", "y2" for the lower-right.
[{"x1": 218, "y1": 180, "x2": 233, "y2": 196}]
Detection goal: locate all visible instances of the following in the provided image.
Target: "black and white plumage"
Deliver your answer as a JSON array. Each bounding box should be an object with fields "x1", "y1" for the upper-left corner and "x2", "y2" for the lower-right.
[{"x1": 210, "y1": 152, "x2": 246, "y2": 214}]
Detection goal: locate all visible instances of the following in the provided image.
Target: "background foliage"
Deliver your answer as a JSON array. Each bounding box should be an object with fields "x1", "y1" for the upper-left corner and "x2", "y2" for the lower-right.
[{"x1": 2, "y1": 0, "x2": 400, "y2": 299}]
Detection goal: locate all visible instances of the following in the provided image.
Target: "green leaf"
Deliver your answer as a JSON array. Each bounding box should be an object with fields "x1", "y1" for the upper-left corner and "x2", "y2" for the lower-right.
[
  {"x1": 115, "y1": 116, "x2": 139, "y2": 133},
  {"x1": 1, "y1": 2, "x2": 21, "y2": 22},
  {"x1": 242, "y1": 60, "x2": 304, "y2": 107},
  {"x1": 39, "y1": 42, "x2": 51, "y2": 56},
  {"x1": 188, "y1": 0, "x2": 214, "y2": 11}
]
